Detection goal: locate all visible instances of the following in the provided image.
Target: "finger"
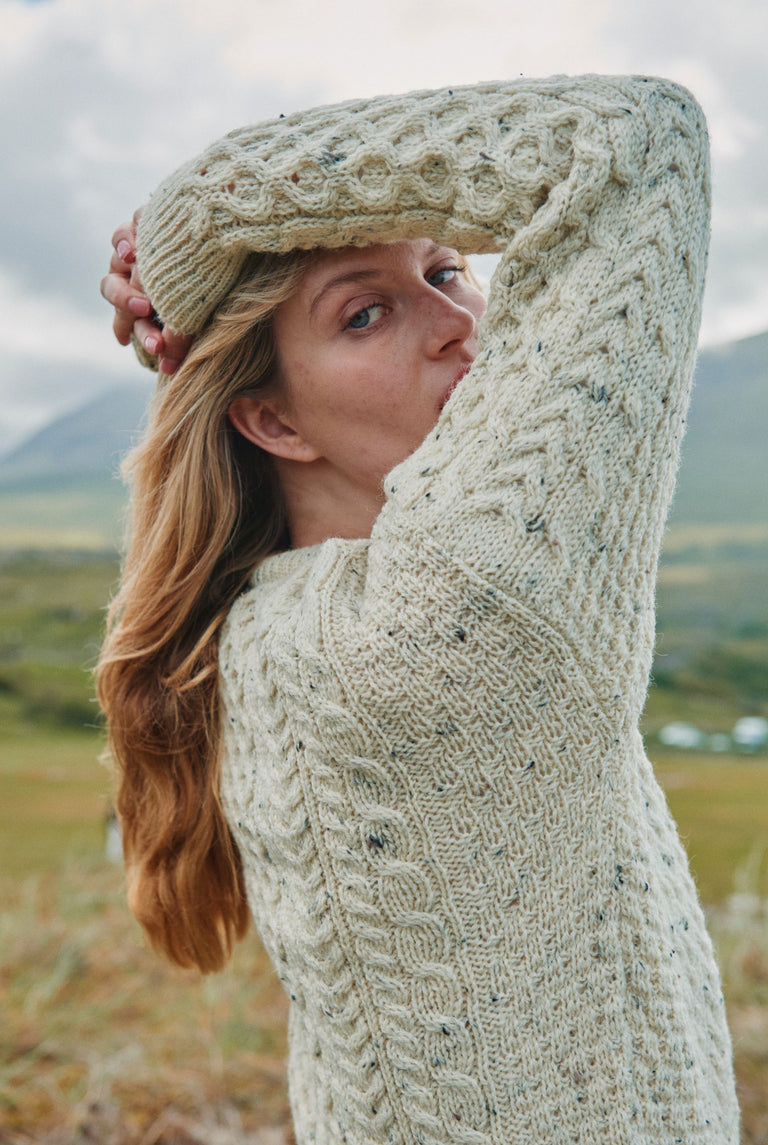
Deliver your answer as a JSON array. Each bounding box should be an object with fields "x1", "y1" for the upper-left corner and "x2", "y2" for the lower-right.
[
  {"x1": 113, "y1": 310, "x2": 134, "y2": 347},
  {"x1": 129, "y1": 262, "x2": 145, "y2": 293},
  {"x1": 134, "y1": 317, "x2": 165, "y2": 356},
  {"x1": 100, "y1": 271, "x2": 153, "y2": 317},
  {"x1": 161, "y1": 328, "x2": 193, "y2": 363},
  {"x1": 113, "y1": 313, "x2": 164, "y2": 352},
  {"x1": 111, "y1": 309, "x2": 162, "y2": 348},
  {"x1": 157, "y1": 327, "x2": 193, "y2": 374},
  {"x1": 111, "y1": 221, "x2": 137, "y2": 265},
  {"x1": 159, "y1": 355, "x2": 182, "y2": 375},
  {"x1": 109, "y1": 246, "x2": 134, "y2": 275}
]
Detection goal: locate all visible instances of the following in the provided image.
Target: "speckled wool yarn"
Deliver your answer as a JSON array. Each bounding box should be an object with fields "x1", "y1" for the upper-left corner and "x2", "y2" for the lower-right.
[{"x1": 140, "y1": 77, "x2": 740, "y2": 1143}]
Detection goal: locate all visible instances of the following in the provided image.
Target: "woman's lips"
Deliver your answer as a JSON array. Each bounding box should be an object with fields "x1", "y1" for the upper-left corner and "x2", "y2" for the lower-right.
[{"x1": 440, "y1": 362, "x2": 472, "y2": 411}]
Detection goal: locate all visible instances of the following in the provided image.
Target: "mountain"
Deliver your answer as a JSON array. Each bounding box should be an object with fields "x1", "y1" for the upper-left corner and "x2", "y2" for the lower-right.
[
  {"x1": 0, "y1": 384, "x2": 152, "y2": 549},
  {"x1": 0, "y1": 384, "x2": 152, "y2": 489},
  {"x1": 0, "y1": 329, "x2": 765, "y2": 547},
  {"x1": 668, "y1": 329, "x2": 768, "y2": 525}
]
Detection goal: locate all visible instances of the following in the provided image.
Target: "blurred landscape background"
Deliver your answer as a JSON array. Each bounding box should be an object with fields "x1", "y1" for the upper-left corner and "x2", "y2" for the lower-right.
[
  {"x1": 1, "y1": 325, "x2": 766, "y2": 1144},
  {"x1": 2, "y1": 0, "x2": 767, "y2": 1141}
]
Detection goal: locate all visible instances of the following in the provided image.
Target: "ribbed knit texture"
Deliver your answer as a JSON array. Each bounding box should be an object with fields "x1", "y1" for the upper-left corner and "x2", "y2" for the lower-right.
[{"x1": 143, "y1": 76, "x2": 741, "y2": 1143}]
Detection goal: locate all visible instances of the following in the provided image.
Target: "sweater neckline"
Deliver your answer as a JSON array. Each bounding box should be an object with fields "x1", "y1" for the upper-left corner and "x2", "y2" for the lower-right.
[
  {"x1": 251, "y1": 536, "x2": 370, "y2": 587},
  {"x1": 251, "y1": 544, "x2": 321, "y2": 586}
]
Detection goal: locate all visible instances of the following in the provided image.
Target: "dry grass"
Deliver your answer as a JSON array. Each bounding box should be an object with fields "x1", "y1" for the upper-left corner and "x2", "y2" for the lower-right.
[
  {"x1": 708, "y1": 891, "x2": 768, "y2": 1145},
  {"x1": 1, "y1": 732, "x2": 766, "y2": 1142},
  {"x1": 0, "y1": 861, "x2": 293, "y2": 1145},
  {"x1": 654, "y1": 754, "x2": 768, "y2": 905},
  {"x1": 1, "y1": 856, "x2": 767, "y2": 1143}
]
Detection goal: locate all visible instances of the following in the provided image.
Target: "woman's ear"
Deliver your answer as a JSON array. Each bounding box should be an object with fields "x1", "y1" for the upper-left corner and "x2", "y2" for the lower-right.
[{"x1": 228, "y1": 396, "x2": 321, "y2": 462}]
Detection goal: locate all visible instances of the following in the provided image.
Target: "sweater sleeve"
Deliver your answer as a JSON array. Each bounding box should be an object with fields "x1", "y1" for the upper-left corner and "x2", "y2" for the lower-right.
[
  {"x1": 138, "y1": 76, "x2": 710, "y2": 724},
  {"x1": 364, "y1": 76, "x2": 711, "y2": 728}
]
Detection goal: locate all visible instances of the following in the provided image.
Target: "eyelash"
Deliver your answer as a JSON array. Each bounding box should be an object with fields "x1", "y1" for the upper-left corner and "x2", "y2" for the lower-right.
[
  {"x1": 343, "y1": 263, "x2": 467, "y2": 331},
  {"x1": 428, "y1": 263, "x2": 467, "y2": 286}
]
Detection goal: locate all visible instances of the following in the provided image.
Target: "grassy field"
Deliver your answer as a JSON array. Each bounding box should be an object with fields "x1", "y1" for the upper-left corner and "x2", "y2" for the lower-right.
[
  {"x1": 1, "y1": 541, "x2": 767, "y2": 1142},
  {"x1": 1, "y1": 731, "x2": 767, "y2": 1143},
  {"x1": 1, "y1": 850, "x2": 292, "y2": 1144},
  {"x1": 0, "y1": 487, "x2": 128, "y2": 553}
]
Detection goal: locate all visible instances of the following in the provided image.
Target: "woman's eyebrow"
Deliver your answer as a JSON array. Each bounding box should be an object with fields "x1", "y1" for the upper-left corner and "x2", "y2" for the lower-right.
[
  {"x1": 308, "y1": 242, "x2": 446, "y2": 319},
  {"x1": 309, "y1": 269, "x2": 382, "y2": 318}
]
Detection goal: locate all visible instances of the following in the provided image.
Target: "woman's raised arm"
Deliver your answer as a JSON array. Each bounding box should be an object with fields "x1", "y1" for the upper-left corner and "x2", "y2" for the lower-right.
[
  {"x1": 134, "y1": 77, "x2": 710, "y2": 725},
  {"x1": 368, "y1": 77, "x2": 710, "y2": 729},
  {"x1": 132, "y1": 78, "x2": 589, "y2": 333}
]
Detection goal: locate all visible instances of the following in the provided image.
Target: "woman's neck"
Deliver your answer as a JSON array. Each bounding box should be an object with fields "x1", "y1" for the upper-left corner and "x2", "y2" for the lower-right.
[{"x1": 275, "y1": 457, "x2": 384, "y2": 548}]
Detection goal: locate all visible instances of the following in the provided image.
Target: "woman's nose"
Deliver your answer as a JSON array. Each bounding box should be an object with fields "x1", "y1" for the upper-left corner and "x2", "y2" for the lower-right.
[{"x1": 424, "y1": 293, "x2": 477, "y2": 356}]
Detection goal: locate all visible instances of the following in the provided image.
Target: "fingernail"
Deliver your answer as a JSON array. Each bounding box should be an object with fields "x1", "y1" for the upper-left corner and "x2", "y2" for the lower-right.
[
  {"x1": 145, "y1": 335, "x2": 160, "y2": 355},
  {"x1": 159, "y1": 357, "x2": 179, "y2": 374},
  {"x1": 128, "y1": 296, "x2": 151, "y2": 316},
  {"x1": 117, "y1": 240, "x2": 133, "y2": 261}
]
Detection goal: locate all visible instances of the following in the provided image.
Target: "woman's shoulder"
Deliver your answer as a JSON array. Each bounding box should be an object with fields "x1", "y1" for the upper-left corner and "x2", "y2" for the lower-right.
[{"x1": 219, "y1": 537, "x2": 370, "y2": 659}]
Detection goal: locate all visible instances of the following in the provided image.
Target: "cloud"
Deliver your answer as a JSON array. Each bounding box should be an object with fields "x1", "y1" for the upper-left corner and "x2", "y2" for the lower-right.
[
  {"x1": 0, "y1": 2, "x2": 312, "y2": 302},
  {"x1": 0, "y1": 268, "x2": 148, "y2": 453},
  {"x1": 0, "y1": 270, "x2": 134, "y2": 369},
  {"x1": 0, "y1": 355, "x2": 142, "y2": 455},
  {"x1": 212, "y1": 0, "x2": 621, "y2": 99},
  {"x1": 0, "y1": 0, "x2": 321, "y2": 447},
  {"x1": 597, "y1": 0, "x2": 768, "y2": 343},
  {"x1": 0, "y1": 0, "x2": 766, "y2": 448}
]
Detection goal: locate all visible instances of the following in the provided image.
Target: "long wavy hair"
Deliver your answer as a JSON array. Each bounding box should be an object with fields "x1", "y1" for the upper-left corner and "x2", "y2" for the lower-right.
[{"x1": 97, "y1": 249, "x2": 309, "y2": 973}]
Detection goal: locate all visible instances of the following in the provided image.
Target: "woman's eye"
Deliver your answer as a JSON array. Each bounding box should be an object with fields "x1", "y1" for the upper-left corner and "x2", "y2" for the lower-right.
[
  {"x1": 346, "y1": 303, "x2": 384, "y2": 330},
  {"x1": 428, "y1": 265, "x2": 463, "y2": 287}
]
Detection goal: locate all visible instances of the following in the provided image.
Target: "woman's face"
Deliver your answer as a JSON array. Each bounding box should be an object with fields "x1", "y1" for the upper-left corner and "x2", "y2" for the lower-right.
[{"x1": 268, "y1": 238, "x2": 486, "y2": 499}]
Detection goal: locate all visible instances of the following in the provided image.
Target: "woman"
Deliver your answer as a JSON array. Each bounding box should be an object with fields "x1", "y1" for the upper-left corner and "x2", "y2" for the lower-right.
[{"x1": 99, "y1": 76, "x2": 740, "y2": 1143}]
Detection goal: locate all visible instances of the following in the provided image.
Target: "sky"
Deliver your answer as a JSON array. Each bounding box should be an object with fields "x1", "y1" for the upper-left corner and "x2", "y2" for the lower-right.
[{"x1": 0, "y1": 0, "x2": 766, "y2": 453}]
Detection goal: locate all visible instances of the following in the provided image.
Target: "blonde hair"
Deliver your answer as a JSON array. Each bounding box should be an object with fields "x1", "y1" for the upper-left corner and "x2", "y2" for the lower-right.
[
  {"x1": 98, "y1": 246, "x2": 482, "y2": 973},
  {"x1": 97, "y1": 250, "x2": 309, "y2": 973}
]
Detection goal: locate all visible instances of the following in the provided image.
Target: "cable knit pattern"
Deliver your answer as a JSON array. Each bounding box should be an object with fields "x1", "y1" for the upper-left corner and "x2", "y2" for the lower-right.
[{"x1": 145, "y1": 76, "x2": 745, "y2": 1142}]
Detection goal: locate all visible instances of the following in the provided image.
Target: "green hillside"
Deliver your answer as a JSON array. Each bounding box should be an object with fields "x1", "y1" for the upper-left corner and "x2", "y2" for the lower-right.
[
  {"x1": 669, "y1": 329, "x2": 768, "y2": 525},
  {"x1": 0, "y1": 385, "x2": 151, "y2": 488},
  {"x1": 0, "y1": 385, "x2": 150, "y2": 549},
  {"x1": 0, "y1": 329, "x2": 764, "y2": 547}
]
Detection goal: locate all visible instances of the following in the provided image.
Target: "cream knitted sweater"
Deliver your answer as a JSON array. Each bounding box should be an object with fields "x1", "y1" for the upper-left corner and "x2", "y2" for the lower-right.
[{"x1": 139, "y1": 76, "x2": 739, "y2": 1143}]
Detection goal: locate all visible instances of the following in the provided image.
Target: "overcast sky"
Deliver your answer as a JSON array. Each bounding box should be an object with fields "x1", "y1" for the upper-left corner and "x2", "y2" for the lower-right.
[{"x1": 1, "y1": 0, "x2": 766, "y2": 452}]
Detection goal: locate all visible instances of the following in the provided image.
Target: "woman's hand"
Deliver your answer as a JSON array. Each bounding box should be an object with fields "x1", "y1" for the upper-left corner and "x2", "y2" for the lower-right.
[{"x1": 101, "y1": 209, "x2": 192, "y2": 374}]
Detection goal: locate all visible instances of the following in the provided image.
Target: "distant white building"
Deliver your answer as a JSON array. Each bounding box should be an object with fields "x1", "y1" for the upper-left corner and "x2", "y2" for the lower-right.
[
  {"x1": 105, "y1": 810, "x2": 123, "y2": 864},
  {"x1": 732, "y1": 717, "x2": 768, "y2": 751},
  {"x1": 658, "y1": 722, "x2": 706, "y2": 749}
]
